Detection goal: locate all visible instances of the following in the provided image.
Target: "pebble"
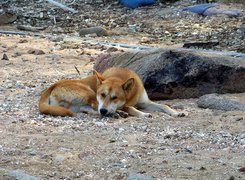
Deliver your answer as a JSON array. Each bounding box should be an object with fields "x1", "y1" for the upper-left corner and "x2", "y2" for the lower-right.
[
  {"x1": 19, "y1": 39, "x2": 28, "y2": 43},
  {"x1": 79, "y1": 27, "x2": 108, "y2": 37},
  {"x1": 127, "y1": 173, "x2": 153, "y2": 180},
  {"x1": 49, "y1": 36, "x2": 64, "y2": 42},
  {"x1": 27, "y1": 48, "x2": 45, "y2": 55},
  {"x1": 8, "y1": 170, "x2": 37, "y2": 180},
  {"x1": 185, "y1": 147, "x2": 193, "y2": 153},
  {"x1": 93, "y1": 121, "x2": 104, "y2": 126},
  {"x1": 12, "y1": 52, "x2": 22, "y2": 57},
  {"x1": 53, "y1": 155, "x2": 65, "y2": 163},
  {"x1": 140, "y1": 37, "x2": 150, "y2": 43},
  {"x1": 28, "y1": 150, "x2": 37, "y2": 156},
  {"x1": 1, "y1": 53, "x2": 9, "y2": 60},
  {"x1": 239, "y1": 167, "x2": 245, "y2": 172},
  {"x1": 200, "y1": 166, "x2": 206, "y2": 170}
]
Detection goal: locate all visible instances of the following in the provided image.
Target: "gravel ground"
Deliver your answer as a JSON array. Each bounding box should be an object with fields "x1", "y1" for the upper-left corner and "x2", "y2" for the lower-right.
[
  {"x1": 0, "y1": 35, "x2": 244, "y2": 179},
  {"x1": 1, "y1": 0, "x2": 245, "y2": 52},
  {"x1": 0, "y1": 0, "x2": 245, "y2": 179}
]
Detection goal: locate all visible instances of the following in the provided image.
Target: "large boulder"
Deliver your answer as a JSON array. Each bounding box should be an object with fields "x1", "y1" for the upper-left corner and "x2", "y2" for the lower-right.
[{"x1": 94, "y1": 49, "x2": 245, "y2": 99}]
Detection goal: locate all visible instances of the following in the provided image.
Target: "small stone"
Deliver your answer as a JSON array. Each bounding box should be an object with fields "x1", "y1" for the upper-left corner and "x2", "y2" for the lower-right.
[
  {"x1": 200, "y1": 166, "x2": 206, "y2": 170},
  {"x1": 79, "y1": 26, "x2": 108, "y2": 37},
  {"x1": 118, "y1": 128, "x2": 125, "y2": 134},
  {"x1": 171, "y1": 104, "x2": 184, "y2": 110},
  {"x1": 239, "y1": 167, "x2": 245, "y2": 172},
  {"x1": 53, "y1": 155, "x2": 65, "y2": 163},
  {"x1": 27, "y1": 48, "x2": 45, "y2": 55},
  {"x1": 19, "y1": 39, "x2": 28, "y2": 43},
  {"x1": 93, "y1": 121, "x2": 104, "y2": 126},
  {"x1": 12, "y1": 52, "x2": 22, "y2": 57},
  {"x1": 140, "y1": 37, "x2": 150, "y2": 43},
  {"x1": 109, "y1": 139, "x2": 116, "y2": 143},
  {"x1": 1, "y1": 53, "x2": 9, "y2": 60},
  {"x1": 127, "y1": 173, "x2": 153, "y2": 180},
  {"x1": 128, "y1": 24, "x2": 137, "y2": 32},
  {"x1": 29, "y1": 150, "x2": 37, "y2": 156},
  {"x1": 185, "y1": 147, "x2": 193, "y2": 153},
  {"x1": 8, "y1": 170, "x2": 37, "y2": 180},
  {"x1": 106, "y1": 47, "x2": 118, "y2": 53},
  {"x1": 175, "y1": 150, "x2": 180, "y2": 153},
  {"x1": 49, "y1": 36, "x2": 64, "y2": 42},
  {"x1": 235, "y1": 117, "x2": 243, "y2": 121}
]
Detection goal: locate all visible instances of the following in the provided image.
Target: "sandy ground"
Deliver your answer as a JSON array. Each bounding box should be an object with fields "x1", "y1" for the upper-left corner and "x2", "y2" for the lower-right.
[{"x1": 0, "y1": 35, "x2": 244, "y2": 179}]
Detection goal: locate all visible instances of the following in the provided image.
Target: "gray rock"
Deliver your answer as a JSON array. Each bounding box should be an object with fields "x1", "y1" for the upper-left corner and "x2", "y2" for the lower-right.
[
  {"x1": 2, "y1": 53, "x2": 9, "y2": 60},
  {"x1": 197, "y1": 93, "x2": 245, "y2": 111},
  {"x1": 94, "y1": 49, "x2": 245, "y2": 99},
  {"x1": 127, "y1": 173, "x2": 153, "y2": 180},
  {"x1": 53, "y1": 155, "x2": 65, "y2": 163},
  {"x1": 8, "y1": 170, "x2": 37, "y2": 180},
  {"x1": 79, "y1": 26, "x2": 108, "y2": 37}
]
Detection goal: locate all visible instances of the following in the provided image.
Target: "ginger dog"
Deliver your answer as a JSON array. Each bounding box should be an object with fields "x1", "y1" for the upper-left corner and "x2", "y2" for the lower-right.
[
  {"x1": 39, "y1": 76, "x2": 98, "y2": 117},
  {"x1": 39, "y1": 67, "x2": 185, "y2": 117}
]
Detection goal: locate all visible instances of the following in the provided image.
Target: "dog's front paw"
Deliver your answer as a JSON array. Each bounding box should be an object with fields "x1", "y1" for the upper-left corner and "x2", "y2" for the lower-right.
[
  {"x1": 117, "y1": 111, "x2": 129, "y2": 118},
  {"x1": 108, "y1": 113, "x2": 120, "y2": 119},
  {"x1": 177, "y1": 112, "x2": 186, "y2": 117}
]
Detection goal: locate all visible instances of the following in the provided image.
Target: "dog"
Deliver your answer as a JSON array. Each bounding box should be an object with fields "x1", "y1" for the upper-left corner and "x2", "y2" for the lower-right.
[
  {"x1": 39, "y1": 67, "x2": 185, "y2": 117},
  {"x1": 39, "y1": 76, "x2": 98, "y2": 117}
]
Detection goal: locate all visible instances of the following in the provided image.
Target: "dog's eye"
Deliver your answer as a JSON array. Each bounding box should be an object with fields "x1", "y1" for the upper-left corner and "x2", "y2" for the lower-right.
[
  {"x1": 111, "y1": 96, "x2": 117, "y2": 100},
  {"x1": 101, "y1": 93, "x2": 106, "y2": 98}
]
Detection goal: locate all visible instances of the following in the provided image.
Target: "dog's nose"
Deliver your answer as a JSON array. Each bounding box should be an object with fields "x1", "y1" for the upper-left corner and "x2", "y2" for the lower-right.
[{"x1": 100, "y1": 108, "x2": 108, "y2": 115}]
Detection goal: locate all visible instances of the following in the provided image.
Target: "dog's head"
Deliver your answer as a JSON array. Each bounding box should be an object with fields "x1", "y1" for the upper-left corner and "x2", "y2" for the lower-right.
[{"x1": 94, "y1": 70, "x2": 134, "y2": 116}]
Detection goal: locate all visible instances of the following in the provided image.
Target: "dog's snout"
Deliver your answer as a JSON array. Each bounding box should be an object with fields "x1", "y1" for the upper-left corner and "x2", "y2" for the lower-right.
[{"x1": 100, "y1": 108, "x2": 108, "y2": 115}]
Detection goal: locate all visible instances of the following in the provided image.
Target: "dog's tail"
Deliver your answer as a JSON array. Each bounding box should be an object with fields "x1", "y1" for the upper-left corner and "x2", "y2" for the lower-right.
[{"x1": 39, "y1": 85, "x2": 74, "y2": 117}]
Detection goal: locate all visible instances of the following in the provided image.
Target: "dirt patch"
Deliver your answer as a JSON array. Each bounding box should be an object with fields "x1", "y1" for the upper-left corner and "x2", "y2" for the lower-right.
[
  {"x1": 0, "y1": 0, "x2": 245, "y2": 179},
  {"x1": 0, "y1": 35, "x2": 244, "y2": 179}
]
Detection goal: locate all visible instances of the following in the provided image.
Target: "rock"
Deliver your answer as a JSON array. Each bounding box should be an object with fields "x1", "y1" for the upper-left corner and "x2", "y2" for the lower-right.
[
  {"x1": 0, "y1": 12, "x2": 17, "y2": 25},
  {"x1": 18, "y1": 39, "x2": 28, "y2": 43},
  {"x1": 237, "y1": 25, "x2": 245, "y2": 38},
  {"x1": 200, "y1": 166, "x2": 206, "y2": 170},
  {"x1": 16, "y1": 25, "x2": 47, "y2": 32},
  {"x1": 27, "y1": 48, "x2": 45, "y2": 55},
  {"x1": 79, "y1": 26, "x2": 108, "y2": 37},
  {"x1": 49, "y1": 36, "x2": 64, "y2": 42},
  {"x1": 1, "y1": 53, "x2": 9, "y2": 60},
  {"x1": 106, "y1": 47, "x2": 118, "y2": 53},
  {"x1": 185, "y1": 147, "x2": 193, "y2": 153},
  {"x1": 197, "y1": 93, "x2": 245, "y2": 111},
  {"x1": 239, "y1": 167, "x2": 245, "y2": 172},
  {"x1": 8, "y1": 170, "x2": 37, "y2": 180},
  {"x1": 12, "y1": 52, "x2": 22, "y2": 57},
  {"x1": 94, "y1": 49, "x2": 245, "y2": 99},
  {"x1": 127, "y1": 173, "x2": 153, "y2": 180},
  {"x1": 53, "y1": 155, "x2": 65, "y2": 163},
  {"x1": 140, "y1": 37, "x2": 150, "y2": 43}
]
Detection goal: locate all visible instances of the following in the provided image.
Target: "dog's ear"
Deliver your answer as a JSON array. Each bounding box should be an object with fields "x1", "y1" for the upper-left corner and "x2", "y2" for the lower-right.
[
  {"x1": 122, "y1": 78, "x2": 134, "y2": 92},
  {"x1": 93, "y1": 69, "x2": 104, "y2": 86}
]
